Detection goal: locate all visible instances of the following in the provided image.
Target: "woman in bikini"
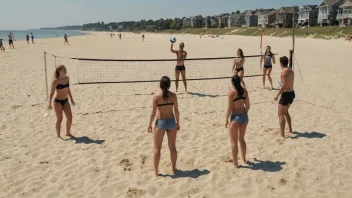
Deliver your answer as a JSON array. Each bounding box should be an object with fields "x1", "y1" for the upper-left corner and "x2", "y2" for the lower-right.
[
  {"x1": 260, "y1": 46, "x2": 276, "y2": 89},
  {"x1": 48, "y1": 65, "x2": 75, "y2": 138},
  {"x1": 225, "y1": 75, "x2": 250, "y2": 168},
  {"x1": 233, "y1": 48, "x2": 246, "y2": 88},
  {"x1": 148, "y1": 76, "x2": 180, "y2": 176},
  {"x1": 171, "y1": 42, "x2": 188, "y2": 93}
]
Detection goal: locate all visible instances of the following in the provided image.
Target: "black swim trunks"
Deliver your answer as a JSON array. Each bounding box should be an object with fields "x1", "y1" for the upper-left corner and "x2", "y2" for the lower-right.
[
  {"x1": 264, "y1": 65, "x2": 272, "y2": 69},
  {"x1": 175, "y1": 65, "x2": 185, "y2": 71},
  {"x1": 9, "y1": 40, "x2": 13, "y2": 44},
  {"x1": 279, "y1": 91, "x2": 295, "y2": 106}
]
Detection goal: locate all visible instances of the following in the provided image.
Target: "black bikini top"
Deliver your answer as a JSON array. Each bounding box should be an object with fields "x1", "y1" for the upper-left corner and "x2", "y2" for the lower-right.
[
  {"x1": 56, "y1": 82, "x2": 70, "y2": 89},
  {"x1": 157, "y1": 102, "x2": 174, "y2": 107},
  {"x1": 233, "y1": 95, "x2": 246, "y2": 102}
]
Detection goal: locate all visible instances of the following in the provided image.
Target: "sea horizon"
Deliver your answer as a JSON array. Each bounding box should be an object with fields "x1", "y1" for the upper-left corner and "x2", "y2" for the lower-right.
[{"x1": 0, "y1": 30, "x2": 85, "y2": 41}]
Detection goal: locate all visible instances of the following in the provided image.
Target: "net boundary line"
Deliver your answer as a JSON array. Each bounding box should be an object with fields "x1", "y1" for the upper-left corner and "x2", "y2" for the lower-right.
[
  {"x1": 44, "y1": 52, "x2": 278, "y2": 62},
  {"x1": 77, "y1": 73, "x2": 280, "y2": 84}
]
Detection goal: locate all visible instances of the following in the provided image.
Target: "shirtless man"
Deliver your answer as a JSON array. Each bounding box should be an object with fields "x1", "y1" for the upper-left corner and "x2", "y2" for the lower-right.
[
  {"x1": 170, "y1": 42, "x2": 188, "y2": 93},
  {"x1": 274, "y1": 56, "x2": 295, "y2": 138}
]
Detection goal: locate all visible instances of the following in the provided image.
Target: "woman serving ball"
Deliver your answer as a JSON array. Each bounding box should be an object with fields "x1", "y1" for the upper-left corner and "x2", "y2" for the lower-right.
[{"x1": 170, "y1": 36, "x2": 188, "y2": 93}]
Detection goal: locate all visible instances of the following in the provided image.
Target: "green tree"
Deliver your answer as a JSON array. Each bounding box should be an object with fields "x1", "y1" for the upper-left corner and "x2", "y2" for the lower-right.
[{"x1": 235, "y1": 10, "x2": 241, "y2": 14}]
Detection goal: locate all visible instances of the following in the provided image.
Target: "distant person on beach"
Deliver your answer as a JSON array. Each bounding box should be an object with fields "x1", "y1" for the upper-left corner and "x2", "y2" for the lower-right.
[
  {"x1": 225, "y1": 75, "x2": 250, "y2": 168},
  {"x1": 31, "y1": 32, "x2": 35, "y2": 44},
  {"x1": 0, "y1": 38, "x2": 5, "y2": 52},
  {"x1": 110, "y1": 33, "x2": 113, "y2": 39},
  {"x1": 148, "y1": 76, "x2": 180, "y2": 176},
  {"x1": 49, "y1": 65, "x2": 75, "y2": 138},
  {"x1": 119, "y1": 33, "x2": 121, "y2": 40},
  {"x1": 8, "y1": 33, "x2": 14, "y2": 48},
  {"x1": 26, "y1": 34, "x2": 30, "y2": 44},
  {"x1": 233, "y1": 48, "x2": 246, "y2": 88},
  {"x1": 64, "y1": 34, "x2": 69, "y2": 45},
  {"x1": 170, "y1": 42, "x2": 188, "y2": 93},
  {"x1": 260, "y1": 46, "x2": 276, "y2": 89},
  {"x1": 274, "y1": 56, "x2": 295, "y2": 139},
  {"x1": 142, "y1": 34, "x2": 145, "y2": 41}
]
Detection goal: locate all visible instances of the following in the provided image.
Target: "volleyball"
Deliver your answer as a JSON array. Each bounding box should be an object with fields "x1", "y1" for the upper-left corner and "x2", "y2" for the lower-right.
[{"x1": 170, "y1": 36, "x2": 177, "y2": 43}]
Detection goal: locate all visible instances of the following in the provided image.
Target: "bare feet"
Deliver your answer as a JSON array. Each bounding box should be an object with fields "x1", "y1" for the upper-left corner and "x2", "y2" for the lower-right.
[
  {"x1": 172, "y1": 168, "x2": 177, "y2": 174},
  {"x1": 154, "y1": 169, "x2": 158, "y2": 177},
  {"x1": 66, "y1": 133, "x2": 75, "y2": 138}
]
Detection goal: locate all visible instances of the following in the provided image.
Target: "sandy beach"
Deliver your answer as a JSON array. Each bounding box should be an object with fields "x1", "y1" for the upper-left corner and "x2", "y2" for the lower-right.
[{"x1": 1, "y1": 32, "x2": 352, "y2": 198}]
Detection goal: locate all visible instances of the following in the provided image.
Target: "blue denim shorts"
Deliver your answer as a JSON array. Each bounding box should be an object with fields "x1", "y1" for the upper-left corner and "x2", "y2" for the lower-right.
[
  {"x1": 230, "y1": 113, "x2": 248, "y2": 124},
  {"x1": 155, "y1": 118, "x2": 176, "y2": 131}
]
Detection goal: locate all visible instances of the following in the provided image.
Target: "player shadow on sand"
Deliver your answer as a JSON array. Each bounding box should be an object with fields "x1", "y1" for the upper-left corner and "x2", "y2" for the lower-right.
[
  {"x1": 66, "y1": 136, "x2": 105, "y2": 144},
  {"x1": 188, "y1": 92, "x2": 224, "y2": 98},
  {"x1": 290, "y1": 131, "x2": 326, "y2": 139},
  {"x1": 158, "y1": 169, "x2": 210, "y2": 179},
  {"x1": 241, "y1": 158, "x2": 286, "y2": 172}
]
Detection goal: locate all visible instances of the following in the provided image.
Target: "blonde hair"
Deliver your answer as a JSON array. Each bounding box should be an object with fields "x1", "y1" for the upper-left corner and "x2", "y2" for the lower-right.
[{"x1": 53, "y1": 65, "x2": 66, "y2": 79}]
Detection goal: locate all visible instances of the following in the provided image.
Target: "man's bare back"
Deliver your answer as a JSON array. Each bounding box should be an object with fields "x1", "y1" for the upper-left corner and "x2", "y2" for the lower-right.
[{"x1": 282, "y1": 68, "x2": 294, "y2": 92}]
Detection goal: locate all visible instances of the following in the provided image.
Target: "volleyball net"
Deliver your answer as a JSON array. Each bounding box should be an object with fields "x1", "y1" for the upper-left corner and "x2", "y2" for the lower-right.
[{"x1": 44, "y1": 53, "x2": 275, "y2": 85}]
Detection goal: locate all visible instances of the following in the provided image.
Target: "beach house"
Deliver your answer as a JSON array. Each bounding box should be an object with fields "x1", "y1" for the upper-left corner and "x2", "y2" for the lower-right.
[
  {"x1": 258, "y1": 9, "x2": 278, "y2": 28},
  {"x1": 244, "y1": 10, "x2": 258, "y2": 27},
  {"x1": 218, "y1": 13, "x2": 230, "y2": 28},
  {"x1": 228, "y1": 13, "x2": 246, "y2": 27},
  {"x1": 318, "y1": 0, "x2": 342, "y2": 26},
  {"x1": 183, "y1": 17, "x2": 192, "y2": 28},
  {"x1": 298, "y1": 5, "x2": 319, "y2": 27},
  {"x1": 275, "y1": 6, "x2": 299, "y2": 28},
  {"x1": 337, "y1": 0, "x2": 352, "y2": 26}
]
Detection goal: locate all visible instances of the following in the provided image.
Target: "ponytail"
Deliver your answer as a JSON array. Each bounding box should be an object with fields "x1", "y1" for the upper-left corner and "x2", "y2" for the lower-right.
[
  {"x1": 160, "y1": 76, "x2": 171, "y2": 101},
  {"x1": 232, "y1": 75, "x2": 244, "y2": 96}
]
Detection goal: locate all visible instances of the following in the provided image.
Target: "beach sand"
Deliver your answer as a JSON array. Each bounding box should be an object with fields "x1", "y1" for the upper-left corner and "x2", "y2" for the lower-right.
[{"x1": 0, "y1": 32, "x2": 352, "y2": 198}]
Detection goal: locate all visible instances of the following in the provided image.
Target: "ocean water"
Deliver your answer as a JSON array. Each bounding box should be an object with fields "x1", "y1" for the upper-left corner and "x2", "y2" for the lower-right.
[{"x1": 0, "y1": 30, "x2": 85, "y2": 41}]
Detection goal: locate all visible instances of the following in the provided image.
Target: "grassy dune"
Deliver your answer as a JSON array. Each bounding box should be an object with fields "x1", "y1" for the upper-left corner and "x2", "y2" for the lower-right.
[{"x1": 163, "y1": 26, "x2": 352, "y2": 39}]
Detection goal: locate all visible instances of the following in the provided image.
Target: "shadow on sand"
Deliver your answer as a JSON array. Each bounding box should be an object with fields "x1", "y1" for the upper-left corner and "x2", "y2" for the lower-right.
[
  {"x1": 159, "y1": 169, "x2": 210, "y2": 179},
  {"x1": 188, "y1": 92, "x2": 223, "y2": 98},
  {"x1": 291, "y1": 131, "x2": 326, "y2": 139},
  {"x1": 241, "y1": 158, "x2": 286, "y2": 172},
  {"x1": 68, "y1": 136, "x2": 105, "y2": 144}
]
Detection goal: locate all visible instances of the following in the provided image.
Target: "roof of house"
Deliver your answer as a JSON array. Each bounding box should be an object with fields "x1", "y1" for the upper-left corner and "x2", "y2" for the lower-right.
[
  {"x1": 219, "y1": 13, "x2": 230, "y2": 18},
  {"x1": 265, "y1": 9, "x2": 279, "y2": 16},
  {"x1": 340, "y1": 0, "x2": 352, "y2": 7},
  {"x1": 244, "y1": 10, "x2": 256, "y2": 15},
  {"x1": 229, "y1": 13, "x2": 245, "y2": 21},
  {"x1": 279, "y1": 6, "x2": 299, "y2": 13},
  {"x1": 319, "y1": 0, "x2": 341, "y2": 6},
  {"x1": 301, "y1": 5, "x2": 319, "y2": 10}
]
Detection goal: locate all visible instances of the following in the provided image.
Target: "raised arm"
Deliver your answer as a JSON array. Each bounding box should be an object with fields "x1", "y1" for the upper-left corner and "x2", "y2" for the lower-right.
[
  {"x1": 173, "y1": 95, "x2": 180, "y2": 131},
  {"x1": 67, "y1": 77, "x2": 75, "y2": 106},
  {"x1": 148, "y1": 95, "x2": 158, "y2": 132},
  {"x1": 225, "y1": 91, "x2": 233, "y2": 128},
  {"x1": 48, "y1": 79, "x2": 58, "y2": 109},
  {"x1": 244, "y1": 89, "x2": 250, "y2": 113},
  {"x1": 170, "y1": 43, "x2": 177, "y2": 53}
]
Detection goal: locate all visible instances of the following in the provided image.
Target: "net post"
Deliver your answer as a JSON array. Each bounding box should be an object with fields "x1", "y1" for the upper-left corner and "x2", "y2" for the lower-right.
[
  {"x1": 44, "y1": 52, "x2": 49, "y2": 102},
  {"x1": 289, "y1": 49, "x2": 294, "y2": 68}
]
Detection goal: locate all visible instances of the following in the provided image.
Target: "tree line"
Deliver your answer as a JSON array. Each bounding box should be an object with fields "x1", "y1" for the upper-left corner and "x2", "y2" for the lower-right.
[{"x1": 40, "y1": 11, "x2": 241, "y2": 32}]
